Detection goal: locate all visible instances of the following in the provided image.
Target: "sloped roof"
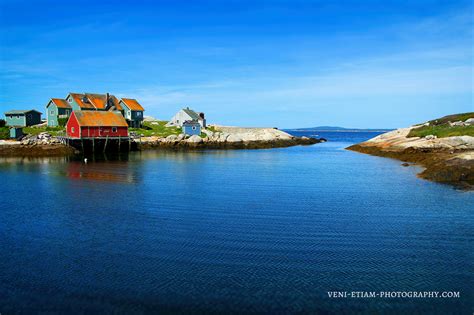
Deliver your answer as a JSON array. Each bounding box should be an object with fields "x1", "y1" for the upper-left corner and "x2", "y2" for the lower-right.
[
  {"x1": 5, "y1": 109, "x2": 42, "y2": 115},
  {"x1": 85, "y1": 93, "x2": 108, "y2": 110},
  {"x1": 121, "y1": 98, "x2": 145, "y2": 111},
  {"x1": 183, "y1": 120, "x2": 200, "y2": 126},
  {"x1": 51, "y1": 98, "x2": 71, "y2": 109},
  {"x1": 73, "y1": 111, "x2": 128, "y2": 127},
  {"x1": 182, "y1": 108, "x2": 200, "y2": 120},
  {"x1": 69, "y1": 93, "x2": 95, "y2": 109},
  {"x1": 109, "y1": 95, "x2": 123, "y2": 111},
  {"x1": 68, "y1": 92, "x2": 144, "y2": 111}
]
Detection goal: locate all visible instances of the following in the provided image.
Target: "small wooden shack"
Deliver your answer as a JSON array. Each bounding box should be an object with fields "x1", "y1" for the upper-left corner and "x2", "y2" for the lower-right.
[
  {"x1": 182, "y1": 120, "x2": 201, "y2": 136},
  {"x1": 9, "y1": 127, "x2": 23, "y2": 139},
  {"x1": 66, "y1": 111, "x2": 129, "y2": 139}
]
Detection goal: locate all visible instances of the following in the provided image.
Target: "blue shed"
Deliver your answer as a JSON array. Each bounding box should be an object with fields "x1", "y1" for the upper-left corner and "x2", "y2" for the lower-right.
[
  {"x1": 182, "y1": 120, "x2": 201, "y2": 136},
  {"x1": 9, "y1": 127, "x2": 23, "y2": 139},
  {"x1": 5, "y1": 110, "x2": 42, "y2": 127}
]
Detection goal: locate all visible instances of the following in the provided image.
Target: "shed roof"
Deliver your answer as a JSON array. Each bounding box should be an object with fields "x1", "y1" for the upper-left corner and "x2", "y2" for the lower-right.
[
  {"x1": 182, "y1": 108, "x2": 200, "y2": 120},
  {"x1": 50, "y1": 98, "x2": 72, "y2": 109},
  {"x1": 73, "y1": 111, "x2": 128, "y2": 127},
  {"x1": 5, "y1": 109, "x2": 42, "y2": 115},
  {"x1": 121, "y1": 98, "x2": 145, "y2": 111},
  {"x1": 183, "y1": 120, "x2": 201, "y2": 126}
]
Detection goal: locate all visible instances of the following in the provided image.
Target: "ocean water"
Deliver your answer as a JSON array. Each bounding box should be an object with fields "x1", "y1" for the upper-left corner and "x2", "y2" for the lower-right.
[{"x1": 0, "y1": 131, "x2": 472, "y2": 314}]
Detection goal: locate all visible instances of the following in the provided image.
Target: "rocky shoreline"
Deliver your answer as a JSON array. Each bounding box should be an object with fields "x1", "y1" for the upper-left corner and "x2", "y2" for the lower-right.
[
  {"x1": 347, "y1": 127, "x2": 474, "y2": 189},
  {"x1": 138, "y1": 126, "x2": 323, "y2": 150},
  {"x1": 0, "y1": 127, "x2": 324, "y2": 157}
]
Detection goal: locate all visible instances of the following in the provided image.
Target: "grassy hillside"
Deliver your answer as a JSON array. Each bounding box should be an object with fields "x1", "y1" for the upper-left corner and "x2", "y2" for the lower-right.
[
  {"x1": 408, "y1": 112, "x2": 474, "y2": 138},
  {"x1": 427, "y1": 112, "x2": 474, "y2": 126},
  {"x1": 130, "y1": 121, "x2": 182, "y2": 137}
]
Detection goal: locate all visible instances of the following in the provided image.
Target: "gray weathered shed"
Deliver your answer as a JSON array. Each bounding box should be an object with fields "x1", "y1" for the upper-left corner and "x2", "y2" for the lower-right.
[{"x1": 5, "y1": 110, "x2": 42, "y2": 127}]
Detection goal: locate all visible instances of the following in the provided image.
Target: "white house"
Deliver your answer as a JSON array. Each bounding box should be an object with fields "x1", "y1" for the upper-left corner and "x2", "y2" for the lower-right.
[{"x1": 166, "y1": 107, "x2": 206, "y2": 128}]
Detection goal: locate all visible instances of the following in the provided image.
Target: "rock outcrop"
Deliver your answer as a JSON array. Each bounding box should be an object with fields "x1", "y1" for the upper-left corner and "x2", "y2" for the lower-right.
[
  {"x1": 138, "y1": 126, "x2": 323, "y2": 150},
  {"x1": 0, "y1": 132, "x2": 76, "y2": 156},
  {"x1": 355, "y1": 127, "x2": 474, "y2": 152},
  {"x1": 347, "y1": 126, "x2": 474, "y2": 188}
]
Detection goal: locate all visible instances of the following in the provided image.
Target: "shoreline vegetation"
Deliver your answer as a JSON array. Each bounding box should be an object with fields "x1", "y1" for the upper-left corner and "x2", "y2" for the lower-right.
[
  {"x1": 347, "y1": 113, "x2": 474, "y2": 189},
  {"x1": 0, "y1": 120, "x2": 324, "y2": 157}
]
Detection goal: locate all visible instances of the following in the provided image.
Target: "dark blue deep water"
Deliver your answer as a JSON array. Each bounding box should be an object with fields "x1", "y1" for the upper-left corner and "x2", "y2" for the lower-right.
[{"x1": 1, "y1": 131, "x2": 472, "y2": 314}]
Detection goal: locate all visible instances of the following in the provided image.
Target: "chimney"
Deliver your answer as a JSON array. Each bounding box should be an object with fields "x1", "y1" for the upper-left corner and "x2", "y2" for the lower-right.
[{"x1": 105, "y1": 93, "x2": 111, "y2": 111}]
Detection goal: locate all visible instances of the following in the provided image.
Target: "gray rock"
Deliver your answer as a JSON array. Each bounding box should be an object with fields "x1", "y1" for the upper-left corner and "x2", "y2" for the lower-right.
[
  {"x1": 165, "y1": 135, "x2": 178, "y2": 142},
  {"x1": 187, "y1": 135, "x2": 203, "y2": 143},
  {"x1": 425, "y1": 135, "x2": 437, "y2": 140},
  {"x1": 218, "y1": 133, "x2": 229, "y2": 142},
  {"x1": 202, "y1": 129, "x2": 214, "y2": 137},
  {"x1": 449, "y1": 121, "x2": 465, "y2": 127},
  {"x1": 227, "y1": 134, "x2": 243, "y2": 143},
  {"x1": 465, "y1": 118, "x2": 474, "y2": 125}
]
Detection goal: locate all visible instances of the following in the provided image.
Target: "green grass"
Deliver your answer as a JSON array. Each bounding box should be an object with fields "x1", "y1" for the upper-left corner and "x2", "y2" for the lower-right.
[
  {"x1": 408, "y1": 125, "x2": 474, "y2": 138},
  {"x1": 0, "y1": 125, "x2": 66, "y2": 139},
  {"x1": 426, "y1": 112, "x2": 474, "y2": 126},
  {"x1": 407, "y1": 112, "x2": 474, "y2": 138},
  {"x1": 23, "y1": 126, "x2": 65, "y2": 136},
  {"x1": 130, "y1": 121, "x2": 182, "y2": 137},
  {"x1": 206, "y1": 125, "x2": 218, "y2": 133},
  {"x1": 0, "y1": 127, "x2": 9, "y2": 139}
]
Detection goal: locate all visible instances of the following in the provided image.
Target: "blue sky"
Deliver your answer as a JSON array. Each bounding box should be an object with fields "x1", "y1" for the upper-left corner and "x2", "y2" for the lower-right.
[{"x1": 0, "y1": 0, "x2": 472, "y2": 128}]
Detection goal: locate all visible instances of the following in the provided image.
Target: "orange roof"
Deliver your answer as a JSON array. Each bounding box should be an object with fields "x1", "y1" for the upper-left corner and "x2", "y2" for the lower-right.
[
  {"x1": 73, "y1": 111, "x2": 128, "y2": 127},
  {"x1": 121, "y1": 98, "x2": 145, "y2": 111},
  {"x1": 51, "y1": 98, "x2": 71, "y2": 109},
  {"x1": 85, "y1": 93, "x2": 107, "y2": 109},
  {"x1": 69, "y1": 93, "x2": 95, "y2": 109}
]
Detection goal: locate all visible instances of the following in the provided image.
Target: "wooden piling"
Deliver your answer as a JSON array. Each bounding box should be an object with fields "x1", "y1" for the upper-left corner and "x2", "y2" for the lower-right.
[{"x1": 103, "y1": 136, "x2": 109, "y2": 153}]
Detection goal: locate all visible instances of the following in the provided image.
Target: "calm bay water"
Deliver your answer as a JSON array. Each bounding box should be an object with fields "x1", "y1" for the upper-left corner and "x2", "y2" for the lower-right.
[{"x1": 0, "y1": 131, "x2": 472, "y2": 314}]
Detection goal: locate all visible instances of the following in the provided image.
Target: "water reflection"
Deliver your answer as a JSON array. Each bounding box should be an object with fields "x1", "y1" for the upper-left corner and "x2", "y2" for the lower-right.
[
  {"x1": 65, "y1": 161, "x2": 136, "y2": 183},
  {"x1": 0, "y1": 150, "x2": 244, "y2": 184}
]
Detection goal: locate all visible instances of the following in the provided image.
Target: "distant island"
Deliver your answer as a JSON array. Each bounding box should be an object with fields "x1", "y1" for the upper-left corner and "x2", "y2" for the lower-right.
[
  {"x1": 347, "y1": 113, "x2": 474, "y2": 189},
  {"x1": 286, "y1": 126, "x2": 393, "y2": 132}
]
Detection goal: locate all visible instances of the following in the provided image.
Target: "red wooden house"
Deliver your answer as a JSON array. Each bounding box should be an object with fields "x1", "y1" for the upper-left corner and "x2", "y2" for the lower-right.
[{"x1": 66, "y1": 111, "x2": 129, "y2": 139}]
